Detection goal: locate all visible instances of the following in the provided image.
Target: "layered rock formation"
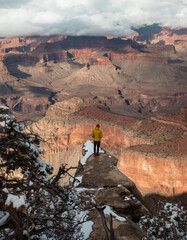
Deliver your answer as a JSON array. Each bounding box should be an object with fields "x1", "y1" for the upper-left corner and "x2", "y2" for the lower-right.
[
  {"x1": 127, "y1": 26, "x2": 187, "y2": 54},
  {"x1": 0, "y1": 32, "x2": 186, "y2": 120},
  {"x1": 105, "y1": 52, "x2": 168, "y2": 62},
  {"x1": 32, "y1": 98, "x2": 187, "y2": 197},
  {"x1": 141, "y1": 44, "x2": 176, "y2": 54},
  {"x1": 151, "y1": 28, "x2": 187, "y2": 47}
]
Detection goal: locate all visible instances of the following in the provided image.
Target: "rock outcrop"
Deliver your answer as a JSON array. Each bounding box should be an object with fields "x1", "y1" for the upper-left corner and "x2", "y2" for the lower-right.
[
  {"x1": 174, "y1": 40, "x2": 187, "y2": 46},
  {"x1": 141, "y1": 44, "x2": 176, "y2": 54},
  {"x1": 127, "y1": 26, "x2": 187, "y2": 53},
  {"x1": 0, "y1": 61, "x2": 16, "y2": 83},
  {"x1": 105, "y1": 52, "x2": 167, "y2": 62},
  {"x1": 0, "y1": 61, "x2": 9, "y2": 74},
  {"x1": 72, "y1": 142, "x2": 148, "y2": 239},
  {"x1": 151, "y1": 28, "x2": 187, "y2": 47}
]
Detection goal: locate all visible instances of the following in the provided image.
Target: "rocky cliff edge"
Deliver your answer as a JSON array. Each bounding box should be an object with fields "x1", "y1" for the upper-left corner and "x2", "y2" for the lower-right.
[{"x1": 71, "y1": 141, "x2": 149, "y2": 240}]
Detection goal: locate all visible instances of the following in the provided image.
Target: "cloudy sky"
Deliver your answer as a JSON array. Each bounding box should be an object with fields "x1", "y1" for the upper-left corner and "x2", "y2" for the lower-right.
[{"x1": 0, "y1": 0, "x2": 186, "y2": 37}]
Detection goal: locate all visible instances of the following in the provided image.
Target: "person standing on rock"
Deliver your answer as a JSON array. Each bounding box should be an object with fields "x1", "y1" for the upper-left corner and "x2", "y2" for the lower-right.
[{"x1": 91, "y1": 124, "x2": 103, "y2": 156}]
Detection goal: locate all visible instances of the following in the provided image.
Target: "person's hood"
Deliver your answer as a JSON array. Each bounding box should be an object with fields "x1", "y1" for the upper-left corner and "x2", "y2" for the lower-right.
[{"x1": 95, "y1": 127, "x2": 100, "y2": 130}]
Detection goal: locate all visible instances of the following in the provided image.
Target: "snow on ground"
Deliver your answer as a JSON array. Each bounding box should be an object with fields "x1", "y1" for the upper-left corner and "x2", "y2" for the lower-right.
[
  {"x1": 0, "y1": 212, "x2": 10, "y2": 226},
  {"x1": 70, "y1": 141, "x2": 112, "y2": 239},
  {"x1": 72, "y1": 140, "x2": 104, "y2": 186},
  {"x1": 104, "y1": 206, "x2": 126, "y2": 222},
  {"x1": 71, "y1": 141, "x2": 105, "y2": 239},
  {"x1": 80, "y1": 140, "x2": 104, "y2": 165},
  {"x1": 5, "y1": 194, "x2": 26, "y2": 210},
  {"x1": 74, "y1": 210, "x2": 94, "y2": 240},
  {"x1": 75, "y1": 187, "x2": 104, "y2": 193},
  {"x1": 73, "y1": 176, "x2": 83, "y2": 187},
  {"x1": 81, "y1": 219, "x2": 94, "y2": 240}
]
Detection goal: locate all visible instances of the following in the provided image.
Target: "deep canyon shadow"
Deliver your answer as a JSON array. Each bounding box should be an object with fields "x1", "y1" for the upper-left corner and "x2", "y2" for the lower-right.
[
  {"x1": 6, "y1": 63, "x2": 32, "y2": 78},
  {"x1": 0, "y1": 83, "x2": 21, "y2": 95},
  {"x1": 27, "y1": 86, "x2": 53, "y2": 97}
]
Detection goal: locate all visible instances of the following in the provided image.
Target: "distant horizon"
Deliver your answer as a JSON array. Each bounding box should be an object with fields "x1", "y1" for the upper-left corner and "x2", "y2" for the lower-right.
[{"x1": 0, "y1": 24, "x2": 186, "y2": 39}]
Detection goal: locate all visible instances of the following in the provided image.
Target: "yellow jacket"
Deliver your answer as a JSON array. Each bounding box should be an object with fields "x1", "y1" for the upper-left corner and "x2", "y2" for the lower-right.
[{"x1": 91, "y1": 127, "x2": 103, "y2": 141}]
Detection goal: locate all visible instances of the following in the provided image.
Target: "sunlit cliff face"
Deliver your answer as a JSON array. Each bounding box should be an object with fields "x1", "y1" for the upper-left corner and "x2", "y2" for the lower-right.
[
  {"x1": 31, "y1": 99, "x2": 187, "y2": 196},
  {"x1": 118, "y1": 150, "x2": 187, "y2": 196}
]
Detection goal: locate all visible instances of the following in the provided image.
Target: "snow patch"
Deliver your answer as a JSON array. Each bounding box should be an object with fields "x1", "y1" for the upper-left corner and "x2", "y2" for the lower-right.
[
  {"x1": 2, "y1": 188, "x2": 9, "y2": 194},
  {"x1": 73, "y1": 176, "x2": 83, "y2": 187},
  {"x1": 75, "y1": 210, "x2": 94, "y2": 240},
  {"x1": 0, "y1": 106, "x2": 9, "y2": 110},
  {"x1": 81, "y1": 220, "x2": 94, "y2": 240},
  {"x1": 104, "y1": 206, "x2": 126, "y2": 222},
  {"x1": 75, "y1": 187, "x2": 104, "y2": 193},
  {"x1": 0, "y1": 212, "x2": 10, "y2": 226},
  {"x1": 80, "y1": 141, "x2": 93, "y2": 165},
  {"x1": 5, "y1": 194, "x2": 26, "y2": 210},
  {"x1": 124, "y1": 196, "x2": 131, "y2": 201},
  {"x1": 73, "y1": 141, "x2": 104, "y2": 187},
  {"x1": 81, "y1": 140, "x2": 104, "y2": 165},
  {"x1": 47, "y1": 220, "x2": 53, "y2": 227}
]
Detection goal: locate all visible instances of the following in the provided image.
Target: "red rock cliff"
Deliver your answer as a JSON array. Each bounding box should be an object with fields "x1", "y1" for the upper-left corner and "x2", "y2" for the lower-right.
[{"x1": 32, "y1": 98, "x2": 187, "y2": 197}]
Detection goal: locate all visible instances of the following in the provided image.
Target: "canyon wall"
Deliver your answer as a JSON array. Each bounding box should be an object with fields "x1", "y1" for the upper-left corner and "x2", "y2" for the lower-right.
[
  {"x1": 32, "y1": 99, "x2": 187, "y2": 196},
  {"x1": 118, "y1": 150, "x2": 187, "y2": 196}
]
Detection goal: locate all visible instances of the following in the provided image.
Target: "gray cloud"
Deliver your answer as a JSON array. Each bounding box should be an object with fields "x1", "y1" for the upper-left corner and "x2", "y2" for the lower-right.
[
  {"x1": 0, "y1": 0, "x2": 186, "y2": 37},
  {"x1": 0, "y1": 0, "x2": 31, "y2": 9}
]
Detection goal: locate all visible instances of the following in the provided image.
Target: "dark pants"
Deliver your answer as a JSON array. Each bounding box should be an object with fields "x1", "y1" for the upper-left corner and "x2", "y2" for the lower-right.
[{"x1": 94, "y1": 141, "x2": 100, "y2": 155}]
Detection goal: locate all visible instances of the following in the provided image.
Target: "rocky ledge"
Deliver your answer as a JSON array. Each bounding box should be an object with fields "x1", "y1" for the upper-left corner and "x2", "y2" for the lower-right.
[{"x1": 72, "y1": 141, "x2": 148, "y2": 239}]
